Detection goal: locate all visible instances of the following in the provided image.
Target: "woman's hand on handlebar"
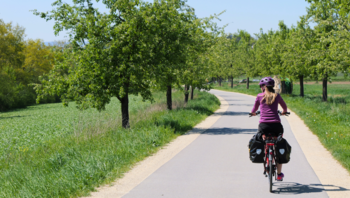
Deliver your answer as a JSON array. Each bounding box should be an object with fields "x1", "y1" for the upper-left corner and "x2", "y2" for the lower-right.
[
  {"x1": 278, "y1": 110, "x2": 290, "y2": 116},
  {"x1": 249, "y1": 111, "x2": 260, "y2": 117}
]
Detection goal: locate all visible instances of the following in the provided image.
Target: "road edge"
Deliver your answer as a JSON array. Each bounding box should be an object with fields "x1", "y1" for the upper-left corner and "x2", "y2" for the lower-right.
[
  {"x1": 212, "y1": 89, "x2": 350, "y2": 198},
  {"x1": 84, "y1": 94, "x2": 229, "y2": 198}
]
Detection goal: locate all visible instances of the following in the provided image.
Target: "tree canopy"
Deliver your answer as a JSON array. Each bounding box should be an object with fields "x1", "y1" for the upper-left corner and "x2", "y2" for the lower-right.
[{"x1": 33, "y1": 0, "x2": 217, "y2": 128}]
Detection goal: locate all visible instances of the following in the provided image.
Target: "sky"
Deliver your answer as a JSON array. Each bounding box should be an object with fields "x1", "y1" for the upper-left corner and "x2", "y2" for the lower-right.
[{"x1": 1, "y1": 0, "x2": 311, "y2": 42}]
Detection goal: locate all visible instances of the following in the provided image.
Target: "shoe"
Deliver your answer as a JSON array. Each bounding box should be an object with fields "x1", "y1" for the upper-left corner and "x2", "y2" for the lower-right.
[{"x1": 277, "y1": 173, "x2": 284, "y2": 181}]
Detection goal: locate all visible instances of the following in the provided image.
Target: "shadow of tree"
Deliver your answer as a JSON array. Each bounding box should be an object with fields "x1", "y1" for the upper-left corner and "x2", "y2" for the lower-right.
[
  {"x1": 183, "y1": 105, "x2": 214, "y2": 116},
  {"x1": 0, "y1": 115, "x2": 28, "y2": 119},
  {"x1": 290, "y1": 94, "x2": 349, "y2": 105},
  {"x1": 155, "y1": 119, "x2": 193, "y2": 135},
  {"x1": 154, "y1": 94, "x2": 221, "y2": 135}
]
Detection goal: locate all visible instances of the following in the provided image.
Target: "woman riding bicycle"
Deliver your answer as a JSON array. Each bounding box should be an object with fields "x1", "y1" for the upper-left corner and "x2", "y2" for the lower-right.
[{"x1": 250, "y1": 77, "x2": 288, "y2": 181}]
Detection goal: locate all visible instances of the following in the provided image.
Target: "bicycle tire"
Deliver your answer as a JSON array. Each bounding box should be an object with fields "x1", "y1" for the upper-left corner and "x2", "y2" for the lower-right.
[{"x1": 269, "y1": 158, "x2": 273, "y2": 192}]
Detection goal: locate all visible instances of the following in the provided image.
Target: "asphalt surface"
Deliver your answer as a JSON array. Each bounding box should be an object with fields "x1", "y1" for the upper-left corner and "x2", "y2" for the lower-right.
[{"x1": 123, "y1": 90, "x2": 328, "y2": 198}]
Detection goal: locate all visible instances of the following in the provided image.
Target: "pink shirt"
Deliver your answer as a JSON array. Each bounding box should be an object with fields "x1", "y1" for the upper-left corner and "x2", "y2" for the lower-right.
[{"x1": 251, "y1": 93, "x2": 288, "y2": 123}]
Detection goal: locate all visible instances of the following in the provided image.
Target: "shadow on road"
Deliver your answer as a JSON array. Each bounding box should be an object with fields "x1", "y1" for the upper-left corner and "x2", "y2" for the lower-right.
[
  {"x1": 202, "y1": 127, "x2": 256, "y2": 135},
  {"x1": 213, "y1": 95, "x2": 240, "y2": 97},
  {"x1": 213, "y1": 111, "x2": 250, "y2": 116},
  {"x1": 273, "y1": 182, "x2": 350, "y2": 195},
  {"x1": 220, "y1": 104, "x2": 254, "y2": 107},
  {"x1": 220, "y1": 99, "x2": 244, "y2": 101}
]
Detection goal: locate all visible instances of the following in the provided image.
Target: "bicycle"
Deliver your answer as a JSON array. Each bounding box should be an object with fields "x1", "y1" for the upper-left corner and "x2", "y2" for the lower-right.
[{"x1": 249, "y1": 110, "x2": 290, "y2": 192}]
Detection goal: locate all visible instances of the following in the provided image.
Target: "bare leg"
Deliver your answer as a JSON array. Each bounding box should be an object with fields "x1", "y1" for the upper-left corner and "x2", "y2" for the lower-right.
[{"x1": 277, "y1": 163, "x2": 282, "y2": 174}]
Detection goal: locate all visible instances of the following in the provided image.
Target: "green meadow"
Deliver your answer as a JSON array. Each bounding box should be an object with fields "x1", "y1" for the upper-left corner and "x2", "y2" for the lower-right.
[{"x1": 0, "y1": 90, "x2": 220, "y2": 198}]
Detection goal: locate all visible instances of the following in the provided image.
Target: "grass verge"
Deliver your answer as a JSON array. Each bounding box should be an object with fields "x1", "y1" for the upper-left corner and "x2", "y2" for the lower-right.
[
  {"x1": 213, "y1": 82, "x2": 350, "y2": 173},
  {"x1": 0, "y1": 90, "x2": 220, "y2": 198}
]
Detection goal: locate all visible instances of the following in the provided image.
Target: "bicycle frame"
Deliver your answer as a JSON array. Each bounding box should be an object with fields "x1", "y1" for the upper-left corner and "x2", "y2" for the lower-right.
[
  {"x1": 264, "y1": 142, "x2": 276, "y2": 176},
  {"x1": 264, "y1": 137, "x2": 277, "y2": 192}
]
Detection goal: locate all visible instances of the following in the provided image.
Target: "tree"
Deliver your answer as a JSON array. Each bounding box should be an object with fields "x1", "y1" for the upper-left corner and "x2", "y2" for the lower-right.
[
  {"x1": 236, "y1": 30, "x2": 256, "y2": 89},
  {"x1": 180, "y1": 30, "x2": 213, "y2": 103},
  {"x1": 306, "y1": 0, "x2": 341, "y2": 101},
  {"x1": 254, "y1": 22, "x2": 294, "y2": 93},
  {"x1": 33, "y1": 0, "x2": 200, "y2": 128},
  {"x1": 0, "y1": 19, "x2": 25, "y2": 70},
  {"x1": 0, "y1": 19, "x2": 59, "y2": 110},
  {"x1": 147, "y1": 1, "x2": 204, "y2": 110},
  {"x1": 312, "y1": 0, "x2": 350, "y2": 88},
  {"x1": 218, "y1": 33, "x2": 243, "y2": 88},
  {"x1": 20, "y1": 39, "x2": 55, "y2": 84},
  {"x1": 254, "y1": 29, "x2": 275, "y2": 76},
  {"x1": 282, "y1": 17, "x2": 316, "y2": 97}
]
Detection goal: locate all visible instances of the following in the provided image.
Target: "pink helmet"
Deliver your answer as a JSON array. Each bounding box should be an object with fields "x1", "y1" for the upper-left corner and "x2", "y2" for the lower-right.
[{"x1": 259, "y1": 77, "x2": 275, "y2": 87}]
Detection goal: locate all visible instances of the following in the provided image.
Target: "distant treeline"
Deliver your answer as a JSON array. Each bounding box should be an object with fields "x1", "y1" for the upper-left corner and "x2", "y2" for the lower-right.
[
  {"x1": 0, "y1": 19, "x2": 67, "y2": 111},
  {"x1": 208, "y1": 0, "x2": 350, "y2": 101}
]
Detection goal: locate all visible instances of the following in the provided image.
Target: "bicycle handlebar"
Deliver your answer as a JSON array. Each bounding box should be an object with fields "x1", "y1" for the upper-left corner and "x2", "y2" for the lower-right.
[
  {"x1": 278, "y1": 110, "x2": 290, "y2": 116},
  {"x1": 249, "y1": 111, "x2": 260, "y2": 117},
  {"x1": 249, "y1": 110, "x2": 290, "y2": 117}
]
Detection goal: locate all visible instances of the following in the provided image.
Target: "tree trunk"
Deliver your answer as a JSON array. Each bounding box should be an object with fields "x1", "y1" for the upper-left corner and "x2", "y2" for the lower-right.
[
  {"x1": 231, "y1": 75, "x2": 233, "y2": 88},
  {"x1": 184, "y1": 85, "x2": 189, "y2": 103},
  {"x1": 166, "y1": 85, "x2": 172, "y2": 110},
  {"x1": 246, "y1": 77, "x2": 249, "y2": 89},
  {"x1": 190, "y1": 85, "x2": 194, "y2": 100},
  {"x1": 121, "y1": 94, "x2": 130, "y2": 128},
  {"x1": 300, "y1": 75, "x2": 304, "y2": 97},
  {"x1": 219, "y1": 76, "x2": 222, "y2": 86},
  {"x1": 281, "y1": 81, "x2": 286, "y2": 94},
  {"x1": 323, "y1": 75, "x2": 327, "y2": 102},
  {"x1": 290, "y1": 79, "x2": 293, "y2": 94}
]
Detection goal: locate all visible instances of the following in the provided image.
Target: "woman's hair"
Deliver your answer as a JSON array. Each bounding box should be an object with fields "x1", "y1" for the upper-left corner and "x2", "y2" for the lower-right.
[{"x1": 261, "y1": 86, "x2": 277, "y2": 105}]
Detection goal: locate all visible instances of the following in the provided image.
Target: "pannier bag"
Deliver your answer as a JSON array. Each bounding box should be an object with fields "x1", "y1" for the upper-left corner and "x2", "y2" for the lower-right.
[
  {"x1": 275, "y1": 138, "x2": 292, "y2": 164},
  {"x1": 248, "y1": 135, "x2": 265, "y2": 163}
]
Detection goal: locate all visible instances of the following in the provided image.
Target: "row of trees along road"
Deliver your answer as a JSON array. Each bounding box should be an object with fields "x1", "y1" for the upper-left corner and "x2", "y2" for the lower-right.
[
  {"x1": 0, "y1": 19, "x2": 65, "y2": 111},
  {"x1": 210, "y1": 0, "x2": 350, "y2": 101},
  {"x1": 33, "y1": 0, "x2": 222, "y2": 128}
]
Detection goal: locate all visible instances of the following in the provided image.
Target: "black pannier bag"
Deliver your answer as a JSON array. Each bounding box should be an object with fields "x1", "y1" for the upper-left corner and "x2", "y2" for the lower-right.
[
  {"x1": 248, "y1": 135, "x2": 265, "y2": 163},
  {"x1": 275, "y1": 138, "x2": 292, "y2": 164}
]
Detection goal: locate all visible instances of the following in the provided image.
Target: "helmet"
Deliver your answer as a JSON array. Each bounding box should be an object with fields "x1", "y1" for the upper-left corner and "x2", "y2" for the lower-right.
[{"x1": 259, "y1": 77, "x2": 275, "y2": 87}]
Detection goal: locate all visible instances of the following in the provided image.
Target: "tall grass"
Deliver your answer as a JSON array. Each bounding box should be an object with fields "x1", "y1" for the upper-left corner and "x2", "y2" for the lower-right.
[
  {"x1": 0, "y1": 90, "x2": 220, "y2": 197},
  {"x1": 213, "y1": 82, "x2": 350, "y2": 173}
]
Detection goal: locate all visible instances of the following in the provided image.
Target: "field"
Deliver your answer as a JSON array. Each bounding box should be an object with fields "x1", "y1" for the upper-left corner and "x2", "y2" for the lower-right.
[
  {"x1": 0, "y1": 90, "x2": 220, "y2": 198},
  {"x1": 213, "y1": 82, "x2": 350, "y2": 173}
]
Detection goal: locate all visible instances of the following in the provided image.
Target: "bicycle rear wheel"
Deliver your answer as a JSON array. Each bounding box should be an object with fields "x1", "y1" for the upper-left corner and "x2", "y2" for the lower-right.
[{"x1": 269, "y1": 160, "x2": 273, "y2": 192}]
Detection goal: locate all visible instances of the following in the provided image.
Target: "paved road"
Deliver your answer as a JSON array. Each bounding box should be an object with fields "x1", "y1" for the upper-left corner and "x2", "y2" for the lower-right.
[{"x1": 123, "y1": 90, "x2": 328, "y2": 198}]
